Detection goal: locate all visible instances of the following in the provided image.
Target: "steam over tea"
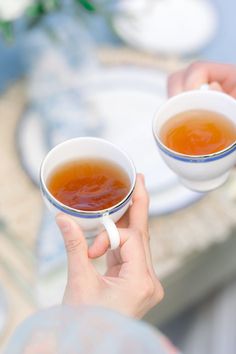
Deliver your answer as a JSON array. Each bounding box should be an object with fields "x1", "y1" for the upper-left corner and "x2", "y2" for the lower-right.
[
  {"x1": 47, "y1": 158, "x2": 130, "y2": 211},
  {"x1": 160, "y1": 110, "x2": 236, "y2": 156}
]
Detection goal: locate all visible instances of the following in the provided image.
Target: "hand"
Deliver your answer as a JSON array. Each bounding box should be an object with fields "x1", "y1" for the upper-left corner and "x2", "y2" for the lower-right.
[
  {"x1": 56, "y1": 174, "x2": 164, "y2": 319},
  {"x1": 168, "y1": 61, "x2": 236, "y2": 98}
]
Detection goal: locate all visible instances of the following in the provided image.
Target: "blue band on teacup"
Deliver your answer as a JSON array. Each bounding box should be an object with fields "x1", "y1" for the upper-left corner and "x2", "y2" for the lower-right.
[
  {"x1": 157, "y1": 141, "x2": 236, "y2": 163},
  {"x1": 40, "y1": 182, "x2": 133, "y2": 219}
]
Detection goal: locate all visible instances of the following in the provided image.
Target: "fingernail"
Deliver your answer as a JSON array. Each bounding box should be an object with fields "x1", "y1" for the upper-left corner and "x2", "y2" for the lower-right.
[{"x1": 56, "y1": 215, "x2": 71, "y2": 233}]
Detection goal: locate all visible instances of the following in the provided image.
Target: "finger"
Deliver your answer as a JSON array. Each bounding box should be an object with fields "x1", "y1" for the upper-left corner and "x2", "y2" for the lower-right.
[
  {"x1": 88, "y1": 212, "x2": 129, "y2": 259},
  {"x1": 88, "y1": 230, "x2": 109, "y2": 259},
  {"x1": 89, "y1": 174, "x2": 149, "y2": 259},
  {"x1": 206, "y1": 63, "x2": 236, "y2": 93},
  {"x1": 128, "y1": 175, "x2": 156, "y2": 275},
  {"x1": 168, "y1": 70, "x2": 185, "y2": 97},
  {"x1": 89, "y1": 230, "x2": 122, "y2": 269},
  {"x1": 129, "y1": 174, "x2": 149, "y2": 233},
  {"x1": 183, "y1": 62, "x2": 236, "y2": 94},
  {"x1": 126, "y1": 176, "x2": 154, "y2": 275},
  {"x1": 116, "y1": 209, "x2": 129, "y2": 228},
  {"x1": 106, "y1": 248, "x2": 122, "y2": 269},
  {"x1": 118, "y1": 229, "x2": 147, "y2": 276},
  {"x1": 89, "y1": 175, "x2": 147, "y2": 259},
  {"x1": 89, "y1": 228, "x2": 146, "y2": 272},
  {"x1": 183, "y1": 62, "x2": 210, "y2": 91},
  {"x1": 56, "y1": 214, "x2": 92, "y2": 281},
  {"x1": 209, "y1": 81, "x2": 223, "y2": 92}
]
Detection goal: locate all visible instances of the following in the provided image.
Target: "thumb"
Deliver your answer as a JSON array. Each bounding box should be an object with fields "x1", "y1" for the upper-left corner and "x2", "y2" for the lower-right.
[{"x1": 56, "y1": 214, "x2": 91, "y2": 281}]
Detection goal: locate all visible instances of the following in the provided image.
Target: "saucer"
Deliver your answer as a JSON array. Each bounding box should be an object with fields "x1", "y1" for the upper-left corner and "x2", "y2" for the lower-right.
[
  {"x1": 17, "y1": 65, "x2": 201, "y2": 215},
  {"x1": 113, "y1": 0, "x2": 218, "y2": 55}
]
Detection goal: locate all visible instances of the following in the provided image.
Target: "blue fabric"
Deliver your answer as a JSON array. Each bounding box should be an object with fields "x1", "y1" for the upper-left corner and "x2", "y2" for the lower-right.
[
  {"x1": 4, "y1": 306, "x2": 180, "y2": 354},
  {"x1": 0, "y1": 40, "x2": 24, "y2": 92}
]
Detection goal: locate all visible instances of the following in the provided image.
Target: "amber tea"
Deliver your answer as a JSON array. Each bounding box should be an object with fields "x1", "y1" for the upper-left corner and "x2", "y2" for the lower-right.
[
  {"x1": 160, "y1": 110, "x2": 236, "y2": 156},
  {"x1": 47, "y1": 158, "x2": 130, "y2": 211}
]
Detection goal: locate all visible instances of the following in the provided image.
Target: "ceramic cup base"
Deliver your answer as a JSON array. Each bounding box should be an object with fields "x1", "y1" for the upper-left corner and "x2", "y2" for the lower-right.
[{"x1": 179, "y1": 171, "x2": 230, "y2": 192}]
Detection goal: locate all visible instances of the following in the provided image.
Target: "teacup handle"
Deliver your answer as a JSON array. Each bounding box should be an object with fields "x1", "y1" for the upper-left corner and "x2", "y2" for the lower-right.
[
  {"x1": 102, "y1": 214, "x2": 120, "y2": 250},
  {"x1": 200, "y1": 83, "x2": 210, "y2": 90}
]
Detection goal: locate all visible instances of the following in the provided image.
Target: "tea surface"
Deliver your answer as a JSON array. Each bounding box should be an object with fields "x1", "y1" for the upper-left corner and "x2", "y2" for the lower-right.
[
  {"x1": 160, "y1": 110, "x2": 236, "y2": 155},
  {"x1": 47, "y1": 158, "x2": 130, "y2": 211}
]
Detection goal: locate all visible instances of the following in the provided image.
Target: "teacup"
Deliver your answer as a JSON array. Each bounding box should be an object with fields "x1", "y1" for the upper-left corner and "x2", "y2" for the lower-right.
[
  {"x1": 153, "y1": 89, "x2": 236, "y2": 192},
  {"x1": 40, "y1": 137, "x2": 136, "y2": 249}
]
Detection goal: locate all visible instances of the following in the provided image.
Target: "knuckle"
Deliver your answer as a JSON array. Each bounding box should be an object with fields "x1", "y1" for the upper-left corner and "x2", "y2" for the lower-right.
[
  {"x1": 153, "y1": 281, "x2": 165, "y2": 304},
  {"x1": 65, "y1": 238, "x2": 81, "y2": 254},
  {"x1": 140, "y1": 275, "x2": 155, "y2": 299}
]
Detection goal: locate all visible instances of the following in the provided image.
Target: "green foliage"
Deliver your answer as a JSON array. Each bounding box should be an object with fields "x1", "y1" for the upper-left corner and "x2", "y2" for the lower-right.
[
  {"x1": 25, "y1": 0, "x2": 60, "y2": 28},
  {"x1": 0, "y1": 0, "x2": 97, "y2": 40},
  {"x1": 0, "y1": 21, "x2": 13, "y2": 42},
  {"x1": 76, "y1": 0, "x2": 96, "y2": 12}
]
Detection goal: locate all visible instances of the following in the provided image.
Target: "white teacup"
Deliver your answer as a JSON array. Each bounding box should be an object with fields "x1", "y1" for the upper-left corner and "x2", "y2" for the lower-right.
[
  {"x1": 153, "y1": 90, "x2": 236, "y2": 192},
  {"x1": 40, "y1": 137, "x2": 136, "y2": 249}
]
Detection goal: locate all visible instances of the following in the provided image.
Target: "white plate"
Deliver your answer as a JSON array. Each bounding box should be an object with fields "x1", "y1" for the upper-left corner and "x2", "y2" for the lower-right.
[
  {"x1": 17, "y1": 66, "x2": 201, "y2": 215},
  {"x1": 113, "y1": 0, "x2": 218, "y2": 55}
]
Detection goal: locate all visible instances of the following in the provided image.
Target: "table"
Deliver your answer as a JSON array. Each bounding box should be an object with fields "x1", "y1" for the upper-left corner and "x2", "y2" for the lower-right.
[{"x1": 1, "y1": 49, "x2": 236, "y2": 353}]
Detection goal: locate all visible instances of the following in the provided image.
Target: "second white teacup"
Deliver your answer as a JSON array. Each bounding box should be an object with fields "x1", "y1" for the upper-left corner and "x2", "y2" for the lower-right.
[
  {"x1": 153, "y1": 90, "x2": 236, "y2": 192},
  {"x1": 40, "y1": 137, "x2": 136, "y2": 250}
]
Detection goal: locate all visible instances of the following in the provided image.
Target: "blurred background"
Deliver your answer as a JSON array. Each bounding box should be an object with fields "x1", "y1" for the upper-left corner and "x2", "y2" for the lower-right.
[{"x1": 0, "y1": 0, "x2": 236, "y2": 353}]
